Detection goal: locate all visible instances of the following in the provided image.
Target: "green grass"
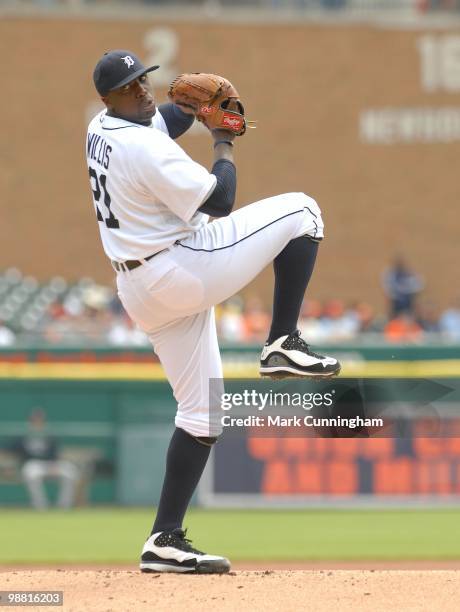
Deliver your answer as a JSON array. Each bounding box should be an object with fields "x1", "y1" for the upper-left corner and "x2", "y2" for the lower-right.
[{"x1": 1, "y1": 508, "x2": 459, "y2": 564}]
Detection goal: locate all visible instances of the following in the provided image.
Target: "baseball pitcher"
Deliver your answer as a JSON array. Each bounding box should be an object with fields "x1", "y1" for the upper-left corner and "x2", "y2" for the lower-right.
[{"x1": 87, "y1": 50, "x2": 340, "y2": 574}]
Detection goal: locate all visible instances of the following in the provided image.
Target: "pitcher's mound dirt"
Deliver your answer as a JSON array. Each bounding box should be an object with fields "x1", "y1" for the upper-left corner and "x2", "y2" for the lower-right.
[{"x1": 1, "y1": 569, "x2": 459, "y2": 611}]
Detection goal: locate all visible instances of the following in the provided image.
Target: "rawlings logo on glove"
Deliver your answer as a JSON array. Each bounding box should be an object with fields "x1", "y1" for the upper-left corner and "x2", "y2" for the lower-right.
[{"x1": 168, "y1": 73, "x2": 249, "y2": 136}]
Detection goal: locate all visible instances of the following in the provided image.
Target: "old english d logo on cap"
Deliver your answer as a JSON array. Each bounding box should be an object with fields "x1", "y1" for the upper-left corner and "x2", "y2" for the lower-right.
[{"x1": 121, "y1": 55, "x2": 135, "y2": 68}]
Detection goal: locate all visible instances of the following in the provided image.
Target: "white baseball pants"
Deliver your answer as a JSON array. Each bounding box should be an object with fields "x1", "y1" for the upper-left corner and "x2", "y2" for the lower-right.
[{"x1": 117, "y1": 192, "x2": 324, "y2": 436}]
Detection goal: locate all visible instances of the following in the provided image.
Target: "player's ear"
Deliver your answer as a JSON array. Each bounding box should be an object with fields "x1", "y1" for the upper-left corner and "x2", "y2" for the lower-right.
[{"x1": 101, "y1": 93, "x2": 114, "y2": 109}]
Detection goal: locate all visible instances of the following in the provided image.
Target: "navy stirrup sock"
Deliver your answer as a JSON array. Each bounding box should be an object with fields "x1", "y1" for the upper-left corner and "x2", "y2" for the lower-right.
[
  {"x1": 268, "y1": 236, "x2": 319, "y2": 344},
  {"x1": 151, "y1": 427, "x2": 211, "y2": 535}
]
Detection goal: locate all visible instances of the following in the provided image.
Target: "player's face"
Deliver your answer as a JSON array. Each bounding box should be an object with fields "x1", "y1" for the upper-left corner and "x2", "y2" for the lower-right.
[{"x1": 104, "y1": 74, "x2": 156, "y2": 125}]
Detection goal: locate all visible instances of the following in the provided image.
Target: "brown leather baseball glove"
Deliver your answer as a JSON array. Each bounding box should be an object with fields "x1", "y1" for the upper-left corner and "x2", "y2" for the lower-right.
[{"x1": 168, "y1": 73, "x2": 246, "y2": 136}]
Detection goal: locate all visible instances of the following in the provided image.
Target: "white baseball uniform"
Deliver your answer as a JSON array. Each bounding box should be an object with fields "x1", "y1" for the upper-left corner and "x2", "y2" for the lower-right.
[{"x1": 86, "y1": 109, "x2": 324, "y2": 437}]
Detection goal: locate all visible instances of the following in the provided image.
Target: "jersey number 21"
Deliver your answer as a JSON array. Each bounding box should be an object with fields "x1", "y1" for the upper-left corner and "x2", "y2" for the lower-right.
[{"x1": 89, "y1": 168, "x2": 120, "y2": 229}]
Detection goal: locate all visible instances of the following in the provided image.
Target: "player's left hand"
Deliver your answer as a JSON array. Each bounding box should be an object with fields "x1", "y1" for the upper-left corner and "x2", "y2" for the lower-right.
[{"x1": 168, "y1": 73, "x2": 247, "y2": 135}]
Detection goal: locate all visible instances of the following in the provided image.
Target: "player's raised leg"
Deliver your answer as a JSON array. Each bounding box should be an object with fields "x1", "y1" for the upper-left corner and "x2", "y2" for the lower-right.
[
  {"x1": 260, "y1": 234, "x2": 341, "y2": 379},
  {"x1": 168, "y1": 191, "x2": 340, "y2": 379}
]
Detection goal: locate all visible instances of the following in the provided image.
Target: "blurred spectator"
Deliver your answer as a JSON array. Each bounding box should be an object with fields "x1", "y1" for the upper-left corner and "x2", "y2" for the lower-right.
[
  {"x1": 31, "y1": 0, "x2": 84, "y2": 6},
  {"x1": 217, "y1": 296, "x2": 246, "y2": 342},
  {"x1": 107, "y1": 312, "x2": 149, "y2": 346},
  {"x1": 300, "y1": 299, "x2": 360, "y2": 342},
  {"x1": 351, "y1": 301, "x2": 383, "y2": 333},
  {"x1": 439, "y1": 298, "x2": 460, "y2": 340},
  {"x1": 271, "y1": 0, "x2": 347, "y2": 9},
  {"x1": 417, "y1": 0, "x2": 460, "y2": 12},
  {"x1": 416, "y1": 300, "x2": 440, "y2": 333},
  {"x1": 10, "y1": 409, "x2": 79, "y2": 510},
  {"x1": 44, "y1": 303, "x2": 109, "y2": 343},
  {"x1": 298, "y1": 298, "x2": 326, "y2": 342},
  {"x1": 43, "y1": 283, "x2": 119, "y2": 344},
  {"x1": 382, "y1": 256, "x2": 424, "y2": 317},
  {"x1": 320, "y1": 299, "x2": 359, "y2": 340},
  {"x1": 321, "y1": 0, "x2": 347, "y2": 8},
  {"x1": 3, "y1": 268, "x2": 460, "y2": 345},
  {"x1": 0, "y1": 320, "x2": 15, "y2": 346},
  {"x1": 243, "y1": 295, "x2": 271, "y2": 343},
  {"x1": 384, "y1": 313, "x2": 423, "y2": 343}
]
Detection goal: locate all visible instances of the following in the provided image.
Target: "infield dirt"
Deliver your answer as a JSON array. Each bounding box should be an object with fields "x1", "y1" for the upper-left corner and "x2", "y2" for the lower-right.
[{"x1": 1, "y1": 569, "x2": 459, "y2": 611}]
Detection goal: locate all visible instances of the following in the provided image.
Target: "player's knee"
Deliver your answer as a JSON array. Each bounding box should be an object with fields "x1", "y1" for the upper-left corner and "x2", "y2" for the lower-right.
[
  {"x1": 178, "y1": 424, "x2": 221, "y2": 445},
  {"x1": 185, "y1": 431, "x2": 220, "y2": 446},
  {"x1": 59, "y1": 462, "x2": 80, "y2": 481},
  {"x1": 282, "y1": 192, "x2": 323, "y2": 217},
  {"x1": 193, "y1": 435, "x2": 219, "y2": 447},
  {"x1": 301, "y1": 193, "x2": 324, "y2": 237},
  {"x1": 304, "y1": 235, "x2": 323, "y2": 244},
  {"x1": 284, "y1": 193, "x2": 324, "y2": 240},
  {"x1": 22, "y1": 461, "x2": 42, "y2": 480},
  {"x1": 298, "y1": 192, "x2": 322, "y2": 216}
]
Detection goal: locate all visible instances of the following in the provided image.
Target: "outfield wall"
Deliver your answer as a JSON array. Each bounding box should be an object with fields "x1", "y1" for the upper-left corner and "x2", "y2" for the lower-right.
[
  {"x1": 0, "y1": 379, "x2": 176, "y2": 506},
  {"x1": 0, "y1": 344, "x2": 459, "y2": 507}
]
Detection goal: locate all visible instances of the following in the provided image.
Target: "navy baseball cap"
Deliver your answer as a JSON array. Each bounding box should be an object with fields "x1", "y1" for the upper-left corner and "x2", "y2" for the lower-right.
[{"x1": 93, "y1": 49, "x2": 159, "y2": 96}]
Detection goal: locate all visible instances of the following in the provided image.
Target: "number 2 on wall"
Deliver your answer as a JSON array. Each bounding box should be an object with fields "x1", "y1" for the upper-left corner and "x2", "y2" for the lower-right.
[{"x1": 89, "y1": 168, "x2": 120, "y2": 229}]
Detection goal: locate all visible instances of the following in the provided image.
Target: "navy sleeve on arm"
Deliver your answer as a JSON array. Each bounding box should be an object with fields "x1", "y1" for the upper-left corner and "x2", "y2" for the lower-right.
[
  {"x1": 199, "y1": 159, "x2": 236, "y2": 218},
  {"x1": 158, "y1": 103, "x2": 194, "y2": 139}
]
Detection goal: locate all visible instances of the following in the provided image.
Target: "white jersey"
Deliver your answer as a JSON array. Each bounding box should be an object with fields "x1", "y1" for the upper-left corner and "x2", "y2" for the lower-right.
[{"x1": 86, "y1": 110, "x2": 216, "y2": 262}]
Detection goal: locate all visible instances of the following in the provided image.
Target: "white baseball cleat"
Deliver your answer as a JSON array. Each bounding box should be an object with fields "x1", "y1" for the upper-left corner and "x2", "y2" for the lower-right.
[
  {"x1": 260, "y1": 330, "x2": 341, "y2": 379},
  {"x1": 140, "y1": 528, "x2": 231, "y2": 574}
]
